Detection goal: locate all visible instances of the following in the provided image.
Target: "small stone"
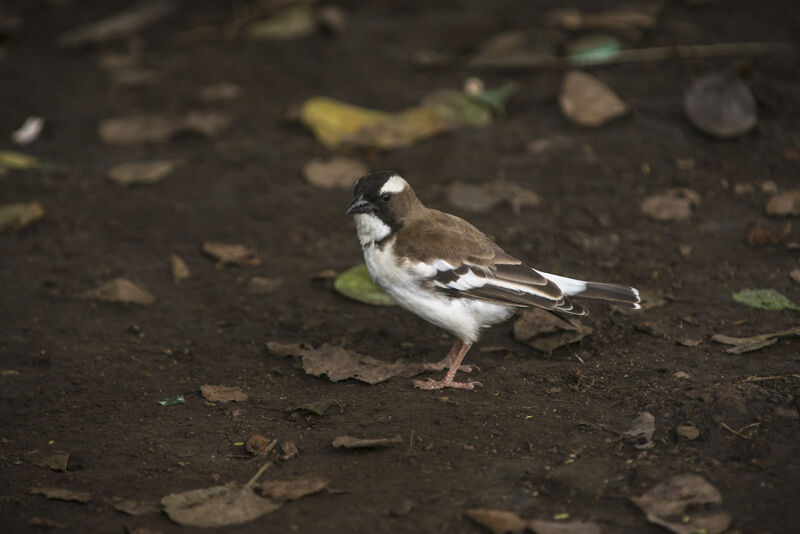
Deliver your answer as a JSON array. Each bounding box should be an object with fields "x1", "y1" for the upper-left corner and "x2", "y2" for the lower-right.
[
  {"x1": 676, "y1": 424, "x2": 700, "y2": 440},
  {"x1": 390, "y1": 500, "x2": 414, "y2": 517}
]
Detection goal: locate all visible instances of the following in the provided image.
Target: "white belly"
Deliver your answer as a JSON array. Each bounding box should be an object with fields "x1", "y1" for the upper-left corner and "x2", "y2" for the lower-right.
[{"x1": 361, "y1": 239, "x2": 514, "y2": 344}]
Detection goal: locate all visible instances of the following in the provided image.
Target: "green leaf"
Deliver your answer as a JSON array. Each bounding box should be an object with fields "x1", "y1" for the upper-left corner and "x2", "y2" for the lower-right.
[
  {"x1": 334, "y1": 264, "x2": 396, "y2": 306},
  {"x1": 0, "y1": 150, "x2": 55, "y2": 171},
  {"x1": 158, "y1": 394, "x2": 185, "y2": 406},
  {"x1": 732, "y1": 289, "x2": 800, "y2": 311},
  {"x1": 568, "y1": 34, "x2": 621, "y2": 67},
  {"x1": 469, "y1": 82, "x2": 517, "y2": 113}
]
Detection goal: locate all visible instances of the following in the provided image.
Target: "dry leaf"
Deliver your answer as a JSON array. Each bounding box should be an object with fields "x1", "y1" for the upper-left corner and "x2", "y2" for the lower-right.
[
  {"x1": 161, "y1": 484, "x2": 280, "y2": 527},
  {"x1": 247, "y1": 4, "x2": 317, "y2": 40},
  {"x1": 766, "y1": 190, "x2": 800, "y2": 216},
  {"x1": 790, "y1": 269, "x2": 800, "y2": 284},
  {"x1": 295, "y1": 399, "x2": 340, "y2": 416},
  {"x1": 32, "y1": 451, "x2": 69, "y2": 472},
  {"x1": 298, "y1": 343, "x2": 423, "y2": 384},
  {"x1": 513, "y1": 308, "x2": 592, "y2": 353},
  {"x1": 631, "y1": 474, "x2": 731, "y2": 534},
  {"x1": 302, "y1": 157, "x2": 367, "y2": 189},
  {"x1": 58, "y1": 0, "x2": 176, "y2": 47},
  {"x1": 641, "y1": 189, "x2": 701, "y2": 221},
  {"x1": 182, "y1": 111, "x2": 231, "y2": 137},
  {"x1": 170, "y1": 254, "x2": 191, "y2": 283},
  {"x1": 748, "y1": 220, "x2": 791, "y2": 245},
  {"x1": 559, "y1": 70, "x2": 628, "y2": 127},
  {"x1": 200, "y1": 384, "x2": 248, "y2": 403},
  {"x1": 465, "y1": 508, "x2": 527, "y2": 534},
  {"x1": 548, "y1": 6, "x2": 657, "y2": 34},
  {"x1": 108, "y1": 160, "x2": 175, "y2": 186},
  {"x1": 245, "y1": 434, "x2": 271, "y2": 455},
  {"x1": 30, "y1": 517, "x2": 67, "y2": 528},
  {"x1": 445, "y1": 179, "x2": 540, "y2": 214},
  {"x1": 676, "y1": 424, "x2": 700, "y2": 440},
  {"x1": 280, "y1": 440, "x2": 299, "y2": 460},
  {"x1": 332, "y1": 435, "x2": 402, "y2": 449},
  {"x1": 623, "y1": 412, "x2": 656, "y2": 450},
  {"x1": 265, "y1": 341, "x2": 307, "y2": 358},
  {"x1": 202, "y1": 242, "x2": 261, "y2": 266},
  {"x1": 99, "y1": 115, "x2": 174, "y2": 145},
  {"x1": 0, "y1": 201, "x2": 44, "y2": 231},
  {"x1": 711, "y1": 326, "x2": 800, "y2": 354},
  {"x1": 685, "y1": 69, "x2": 757, "y2": 138},
  {"x1": 257, "y1": 475, "x2": 329, "y2": 501},
  {"x1": 249, "y1": 276, "x2": 283, "y2": 294},
  {"x1": 78, "y1": 278, "x2": 155, "y2": 305},
  {"x1": 31, "y1": 487, "x2": 91, "y2": 503}
]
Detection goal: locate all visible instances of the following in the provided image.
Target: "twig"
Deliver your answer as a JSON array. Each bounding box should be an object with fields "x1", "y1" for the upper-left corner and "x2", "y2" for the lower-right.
[
  {"x1": 243, "y1": 439, "x2": 279, "y2": 491},
  {"x1": 407, "y1": 430, "x2": 415, "y2": 455},
  {"x1": 720, "y1": 422, "x2": 760, "y2": 440},
  {"x1": 743, "y1": 374, "x2": 800, "y2": 382}
]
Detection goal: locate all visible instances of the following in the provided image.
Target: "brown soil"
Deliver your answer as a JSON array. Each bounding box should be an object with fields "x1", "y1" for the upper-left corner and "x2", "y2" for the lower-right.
[{"x1": 2, "y1": 1, "x2": 799, "y2": 533}]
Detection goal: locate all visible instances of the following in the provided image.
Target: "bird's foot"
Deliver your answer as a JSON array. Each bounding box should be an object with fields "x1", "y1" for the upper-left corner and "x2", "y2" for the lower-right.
[
  {"x1": 413, "y1": 378, "x2": 483, "y2": 390},
  {"x1": 423, "y1": 362, "x2": 480, "y2": 374}
]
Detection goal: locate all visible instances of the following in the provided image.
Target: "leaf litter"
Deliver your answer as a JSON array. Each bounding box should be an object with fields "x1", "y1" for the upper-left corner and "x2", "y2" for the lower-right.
[
  {"x1": 257, "y1": 475, "x2": 329, "y2": 500},
  {"x1": 623, "y1": 411, "x2": 656, "y2": 450},
  {"x1": 0, "y1": 201, "x2": 44, "y2": 232},
  {"x1": 162, "y1": 482, "x2": 280, "y2": 528},
  {"x1": 513, "y1": 308, "x2": 592, "y2": 353},
  {"x1": 631, "y1": 474, "x2": 731, "y2": 534},
  {"x1": 466, "y1": 508, "x2": 602, "y2": 534},
  {"x1": 272, "y1": 342, "x2": 424, "y2": 384},
  {"x1": 559, "y1": 70, "x2": 629, "y2": 127},
  {"x1": 30, "y1": 450, "x2": 70, "y2": 472},
  {"x1": 731, "y1": 289, "x2": 800, "y2": 311},
  {"x1": 31, "y1": 487, "x2": 91, "y2": 503},
  {"x1": 334, "y1": 264, "x2": 396, "y2": 306},
  {"x1": 0, "y1": 150, "x2": 55, "y2": 171},
  {"x1": 58, "y1": 0, "x2": 175, "y2": 47},
  {"x1": 108, "y1": 160, "x2": 176, "y2": 186},
  {"x1": 303, "y1": 157, "x2": 367, "y2": 189},
  {"x1": 200, "y1": 384, "x2": 248, "y2": 403},
  {"x1": 766, "y1": 190, "x2": 800, "y2": 216},
  {"x1": 99, "y1": 112, "x2": 231, "y2": 145},
  {"x1": 445, "y1": 179, "x2": 541, "y2": 214},
  {"x1": 77, "y1": 278, "x2": 155, "y2": 305},
  {"x1": 170, "y1": 254, "x2": 191, "y2": 283},
  {"x1": 711, "y1": 326, "x2": 800, "y2": 354},
  {"x1": 641, "y1": 188, "x2": 701, "y2": 221},
  {"x1": 202, "y1": 242, "x2": 261, "y2": 266}
]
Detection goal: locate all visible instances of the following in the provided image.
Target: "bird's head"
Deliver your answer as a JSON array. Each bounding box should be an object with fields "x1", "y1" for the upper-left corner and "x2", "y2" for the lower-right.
[{"x1": 346, "y1": 171, "x2": 421, "y2": 244}]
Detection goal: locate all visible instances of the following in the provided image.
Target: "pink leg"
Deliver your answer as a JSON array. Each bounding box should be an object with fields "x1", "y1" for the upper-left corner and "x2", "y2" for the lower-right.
[
  {"x1": 414, "y1": 342, "x2": 482, "y2": 390},
  {"x1": 423, "y1": 339, "x2": 479, "y2": 373}
]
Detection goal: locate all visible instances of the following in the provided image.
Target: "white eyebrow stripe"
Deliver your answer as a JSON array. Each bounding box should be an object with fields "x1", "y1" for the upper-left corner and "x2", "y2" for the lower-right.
[{"x1": 379, "y1": 175, "x2": 408, "y2": 194}]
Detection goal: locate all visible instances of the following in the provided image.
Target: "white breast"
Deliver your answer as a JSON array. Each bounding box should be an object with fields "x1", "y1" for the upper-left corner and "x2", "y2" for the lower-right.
[
  {"x1": 360, "y1": 238, "x2": 514, "y2": 344},
  {"x1": 354, "y1": 213, "x2": 391, "y2": 246}
]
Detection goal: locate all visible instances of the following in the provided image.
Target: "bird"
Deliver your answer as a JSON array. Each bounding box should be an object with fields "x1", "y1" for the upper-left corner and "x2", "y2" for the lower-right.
[{"x1": 345, "y1": 171, "x2": 641, "y2": 390}]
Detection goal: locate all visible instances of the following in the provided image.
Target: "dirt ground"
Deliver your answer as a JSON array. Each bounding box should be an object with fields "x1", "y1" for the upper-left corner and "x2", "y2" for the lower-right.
[{"x1": 2, "y1": 1, "x2": 799, "y2": 532}]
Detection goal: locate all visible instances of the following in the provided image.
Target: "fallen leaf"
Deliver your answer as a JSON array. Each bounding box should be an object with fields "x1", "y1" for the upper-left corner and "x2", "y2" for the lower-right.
[
  {"x1": 623, "y1": 412, "x2": 656, "y2": 450},
  {"x1": 318, "y1": 5, "x2": 347, "y2": 34},
  {"x1": 200, "y1": 82, "x2": 241, "y2": 102},
  {"x1": 332, "y1": 435, "x2": 402, "y2": 449},
  {"x1": 559, "y1": 70, "x2": 628, "y2": 127},
  {"x1": 711, "y1": 326, "x2": 800, "y2": 354},
  {"x1": 567, "y1": 34, "x2": 621, "y2": 67},
  {"x1": 527, "y1": 135, "x2": 577, "y2": 155},
  {"x1": 677, "y1": 338, "x2": 702, "y2": 347},
  {"x1": 249, "y1": 276, "x2": 283, "y2": 294},
  {"x1": 58, "y1": 0, "x2": 176, "y2": 47},
  {"x1": 1, "y1": 369, "x2": 20, "y2": 376},
  {"x1": 513, "y1": 308, "x2": 592, "y2": 353},
  {"x1": 685, "y1": 69, "x2": 757, "y2": 138},
  {"x1": 32, "y1": 451, "x2": 70, "y2": 472},
  {"x1": 247, "y1": 4, "x2": 317, "y2": 40},
  {"x1": 295, "y1": 399, "x2": 340, "y2": 416},
  {"x1": 265, "y1": 341, "x2": 307, "y2": 358},
  {"x1": 790, "y1": 269, "x2": 800, "y2": 284},
  {"x1": 0, "y1": 201, "x2": 44, "y2": 231},
  {"x1": 303, "y1": 157, "x2": 367, "y2": 189},
  {"x1": 245, "y1": 434, "x2": 271, "y2": 455},
  {"x1": 170, "y1": 254, "x2": 191, "y2": 283},
  {"x1": 201, "y1": 385, "x2": 248, "y2": 403},
  {"x1": 748, "y1": 220, "x2": 791, "y2": 245},
  {"x1": 161, "y1": 484, "x2": 280, "y2": 527},
  {"x1": 280, "y1": 440, "x2": 299, "y2": 460},
  {"x1": 641, "y1": 189, "x2": 701, "y2": 221},
  {"x1": 732, "y1": 289, "x2": 800, "y2": 310},
  {"x1": 547, "y1": 6, "x2": 658, "y2": 35},
  {"x1": 300, "y1": 97, "x2": 388, "y2": 149},
  {"x1": 766, "y1": 190, "x2": 800, "y2": 216},
  {"x1": 469, "y1": 30, "x2": 559, "y2": 70},
  {"x1": 99, "y1": 115, "x2": 174, "y2": 145},
  {"x1": 334, "y1": 264, "x2": 396, "y2": 306},
  {"x1": 445, "y1": 179, "x2": 540, "y2": 214},
  {"x1": 676, "y1": 424, "x2": 700, "y2": 441},
  {"x1": 202, "y1": 242, "x2": 261, "y2": 266},
  {"x1": 298, "y1": 343, "x2": 422, "y2": 384},
  {"x1": 11, "y1": 116, "x2": 44, "y2": 145},
  {"x1": 99, "y1": 112, "x2": 231, "y2": 145},
  {"x1": 77, "y1": 278, "x2": 155, "y2": 305},
  {"x1": 631, "y1": 474, "x2": 731, "y2": 534},
  {"x1": 0, "y1": 150, "x2": 52, "y2": 171},
  {"x1": 31, "y1": 487, "x2": 91, "y2": 503},
  {"x1": 528, "y1": 519, "x2": 602, "y2": 534},
  {"x1": 257, "y1": 475, "x2": 329, "y2": 500},
  {"x1": 157, "y1": 394, "x2": 185, "y2": 406},
  {"x1": 108, "y1": 160, "x2": 175, "y2": 186},
  {"x1": 113, "y1": 499, "x2": 160, "y2": 516},
  {"x1": 465, "y1": 508, "x2": 527, "y2": 534}
]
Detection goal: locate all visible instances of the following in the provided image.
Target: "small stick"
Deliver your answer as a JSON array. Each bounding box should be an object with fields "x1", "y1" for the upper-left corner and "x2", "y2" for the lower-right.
[
  {"x1": 243, "y1": 439, "x2": 279, "y2": 491},
  {"x1": 408, "y1": 430, "x2": 415, "y2": 454},
  {"x1": 720, "y1": 422, "x2": 760, "y2": 440}
]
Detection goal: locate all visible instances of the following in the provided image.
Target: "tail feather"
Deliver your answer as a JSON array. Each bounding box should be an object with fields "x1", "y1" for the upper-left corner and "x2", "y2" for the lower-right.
[{"x1": 578, "y1": 281, "x2": 641, "y2": 309}]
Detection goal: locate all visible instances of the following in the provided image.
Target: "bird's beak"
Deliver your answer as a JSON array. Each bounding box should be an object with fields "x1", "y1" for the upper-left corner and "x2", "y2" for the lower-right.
[{"x1": 345, "y1": 194, "x2": 373, "y2": 215}]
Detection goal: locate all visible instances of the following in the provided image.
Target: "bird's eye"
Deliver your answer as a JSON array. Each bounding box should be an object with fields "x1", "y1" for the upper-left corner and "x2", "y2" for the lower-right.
[{"x1": 381, "y1": 193, "x2": 392, "y2": 202}]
